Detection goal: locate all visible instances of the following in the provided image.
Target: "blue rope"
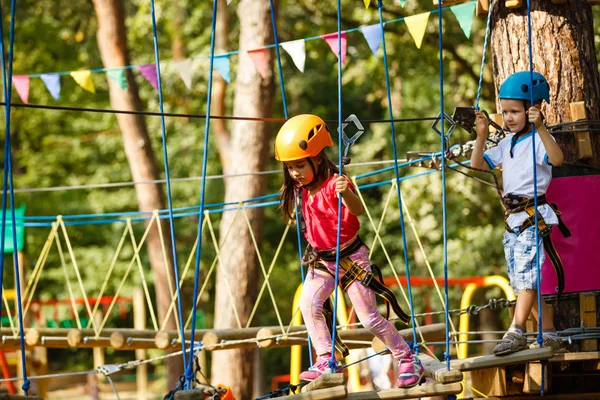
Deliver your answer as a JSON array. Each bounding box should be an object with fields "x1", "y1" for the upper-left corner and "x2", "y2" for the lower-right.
[
  {"x1": 475, "y1": 0, "x2": 495, "y2": 110},
  {"x1": 437, "y1": 0, "x2": 451, "y2": 370},
  {"x1": 269, "y1": 0, "x2": 288, "y2": 121},
  {"x1": 329, "y1": 0, "x2": 344, "y2": 373},
  {"x1": 0, "y1": 0, "x2": 31, "y2": 393},
  {"x1": 184, "y1": 0, "x2": 219, "y2": 388},
  {"x1": 377, "y1": 0, "x2": 419, "y2": 354},
  {"x1": 148, "y1": 0, "x2": 187, "y2": 374},
  {"x1": 268, "y1": 0, "x2": 315, "y2": 365},
  {"x1": 526, "y1": 0, "x2": 545, "y2": 394}
]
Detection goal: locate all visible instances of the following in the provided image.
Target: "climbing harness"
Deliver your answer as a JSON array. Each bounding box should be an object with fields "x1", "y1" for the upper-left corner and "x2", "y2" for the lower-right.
[{"x1": 502, "y1": 193, "x2": 571, "y2": 297}]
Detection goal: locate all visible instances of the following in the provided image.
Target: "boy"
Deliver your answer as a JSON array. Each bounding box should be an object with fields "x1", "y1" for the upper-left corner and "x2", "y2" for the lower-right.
[{"x1": 470, "y1": 71, "x2": 565, "y2": 355}]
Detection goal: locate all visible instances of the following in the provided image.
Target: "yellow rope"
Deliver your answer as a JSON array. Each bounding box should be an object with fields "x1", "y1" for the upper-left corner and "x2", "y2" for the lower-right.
[
  {"x1": 95, "y1": 218, "x2": 160, "y2": 336},
  {"x1": 154, "y1": 210, "x2": 181, "y2": 337},
  {"x1": 160, "y1": 216, "x2": 206, "y2": 331},
  {"x1": 23, "y1": 222, "x2": 59, "y2": 302},
  {"x1": 23, "y1": 223, "x2": 59, "y2": 319},
  {"x1": 58, "y1": 217, "x2": 99, "y2": 334},
  {"x1": 128, "y1": 217, "x2": 160, "y2": 331},
  {"x1": 2, "y1": 285, "x2": 17, "y2": 336},
  {"x1": 87, "y1": 221, "x2": 131, "y2": 329},
  {"x1": 54, "y1": 222, "x2": 83, "y2": 330},
  {"x1": 184, "y1": 209, "x2": 243, "y2": 330},
  {"x1": 246, "y1": 220, "x2": 290, "y2": 329}
]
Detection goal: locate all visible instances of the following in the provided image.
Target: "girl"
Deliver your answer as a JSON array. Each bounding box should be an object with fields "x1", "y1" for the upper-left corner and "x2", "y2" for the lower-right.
[{"x1": 275, "y1": 114, "x2": 424, "y2": 388}]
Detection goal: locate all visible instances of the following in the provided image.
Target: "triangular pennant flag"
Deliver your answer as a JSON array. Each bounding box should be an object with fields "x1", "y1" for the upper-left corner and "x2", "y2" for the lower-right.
[
  {"x1": 247, "y1": 48, "x2": 269, "y2": 79},
  {"x1": 227, "y1": 0, "x2": 232, "y2": 4},
  {"x1": 213, "y1": 56, "x2": 231, "y2": 83},
  {"x1": 451, "y1": 2, "x2": 476, "y2": 39},
  {"x1": 106, "y1": 69, "x2": 127, "y2": 91},
  {"x1": 40, "y1": 73, "x2": 61, "y2": 100},
  {"x1": 321, "y1": 32, "x2": 347, "y2": 64},
  {"x1": 281, "y1": 39, "x2": 306, "y2": 73},
  {"x1": 172, "y1": 59, "x2": 193, "y2": 89},
  {"x1": 399, "y1": 0, "x2": 406, "y2": 6},
  {"x1": 13, "y1": 76, "x2": 29, "y2": 104},
  {"x1": 404, "y1": 12, "x2": 430, "y2": 49},
  {"x1": 364, "y1": 0, "x2": 370, "y2": 8},
  {"x1": 137, "y1": 64, "x2": 159, "y2": 90},
  {"x1": 70, "y1": 70, "x2": 95, "y2": 93},
  {"x1": 360, "y1": 24, "x2": 383, "y2": 56}
]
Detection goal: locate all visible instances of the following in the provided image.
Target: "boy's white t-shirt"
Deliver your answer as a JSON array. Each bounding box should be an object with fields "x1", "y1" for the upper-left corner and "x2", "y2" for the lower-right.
[{"x1": 483, "y1": 131, "x2": 558, "y2": 230}]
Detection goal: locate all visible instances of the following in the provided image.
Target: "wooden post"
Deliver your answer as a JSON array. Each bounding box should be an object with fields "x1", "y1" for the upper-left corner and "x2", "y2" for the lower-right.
[
  {"x1": 476, "y1": 0, "x2": 490, "y2": 17},
  {"x1": 134, "y1": 288, "x2": 148, "y2": 400},
  {"x1": 579, "y1": 292, "x2": 598, "y2": 352},
  {"x1": 523, "y1": 362, "x2": 549, "y2": 394},
  {"x1": 569, "y1": 102, "x2": 593, "y2": 160},
  {"x1": 505, "y1": 0, "x2": 523, "y2": 7},
  {"x1": 469, "y1": 367, "x2": 507, "y2": 396},
  {"x1": 92, "y1": 311, "x2": 105, "y2": 383}
]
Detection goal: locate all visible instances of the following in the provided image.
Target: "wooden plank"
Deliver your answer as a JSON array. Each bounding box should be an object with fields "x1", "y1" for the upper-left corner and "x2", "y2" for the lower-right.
[
  {"x1": 550, "y1": 351, "x2": 600, "y2": 362},
  {"x1": 580, "y1": 292, "x2": 598, "y2": 351},
  {"x1": 451, "y1": 348, "x2": 553, "y2": 371},
  {"x1": 505, "y1": 0, "x2": 523, "y2": 7},
  {"x1": 419, "y1": 354, "x2": 463, "y2": 384},
  {"x1": 276, "y1": 385, "x2": 348, "y2": 400},
  {"x1": 523, "y1": 362, "x2": 549, "y2": 394},
  {"x1": 570, "y1": 102, "x2": 593, "y2": 160},
  {"x1": 476, "y1": 0, "x2": 490, "y2": 17},
  {"x1": 300, "y1": 374, "x2": 346, "y2": 393},
  {"x1": 468, "y1": 367, "x2": 507, "y2": 396},
  {"x1": 344, "y1": 382, "x2": 462, "y2": 399}
]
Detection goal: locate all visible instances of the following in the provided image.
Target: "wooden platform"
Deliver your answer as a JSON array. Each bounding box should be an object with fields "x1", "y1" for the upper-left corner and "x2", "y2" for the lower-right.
[
  {"x1": 344, "y1": 382, "x2": 462, "y2": 399},
  {"x1": 274, "y1": 385, "x2": 348, "y2": 399},
  {"x1": 300, "y1": 373, "x2": 346, "y2": 393},
  {"x1": 452, "y1": 348, "x2": 554, "y2": 372},
  {"x1": 419, "y1": 354, "x2": 463, "y2": 384}
]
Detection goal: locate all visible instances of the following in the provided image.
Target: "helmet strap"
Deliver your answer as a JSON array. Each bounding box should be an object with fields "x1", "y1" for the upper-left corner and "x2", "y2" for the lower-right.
[{"x1": 509, "y1": 122, "x2": 532, "y2": 158}]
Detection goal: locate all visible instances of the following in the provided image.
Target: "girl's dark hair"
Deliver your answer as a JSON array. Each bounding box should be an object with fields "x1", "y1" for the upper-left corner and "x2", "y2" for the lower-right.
[{"x1": 279, "y1": 151, "x2": 339, "y2": 225}]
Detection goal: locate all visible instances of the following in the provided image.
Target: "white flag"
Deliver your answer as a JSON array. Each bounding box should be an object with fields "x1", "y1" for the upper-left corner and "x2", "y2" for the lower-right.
[{"x1": 281, "y1": 39, "x2": 306, "y2": 73}]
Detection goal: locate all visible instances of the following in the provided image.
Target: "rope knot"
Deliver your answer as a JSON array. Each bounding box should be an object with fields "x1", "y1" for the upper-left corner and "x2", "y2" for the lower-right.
[{"x1": 21, "y1": 379, "x2": 31, "y2": 393}]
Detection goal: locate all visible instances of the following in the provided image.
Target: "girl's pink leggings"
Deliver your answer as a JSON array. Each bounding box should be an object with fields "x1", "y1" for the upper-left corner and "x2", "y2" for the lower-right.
[{"x1": 300, "y1": 245, "x2": 412, "y2": 361}]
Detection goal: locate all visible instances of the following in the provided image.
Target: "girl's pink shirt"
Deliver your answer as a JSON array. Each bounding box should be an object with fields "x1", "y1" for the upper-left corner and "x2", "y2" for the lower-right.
[{"x1": 301, "y1": 175, "x2": 360, "y2": 250}]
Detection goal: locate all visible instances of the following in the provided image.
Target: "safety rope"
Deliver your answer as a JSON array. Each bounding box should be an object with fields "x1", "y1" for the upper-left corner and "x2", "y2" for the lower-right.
[
  {"x1": 475, "y1": 0, "x2": 495, "y2": 110},
  {"x1": 148, "y1": 0, "x2": 188, "y2": 375}
]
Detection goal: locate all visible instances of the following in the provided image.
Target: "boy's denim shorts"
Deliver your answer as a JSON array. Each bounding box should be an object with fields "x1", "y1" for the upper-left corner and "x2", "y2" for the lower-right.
[{"x1": 503, "y1": 225, "x2": 546, "y2": 293}]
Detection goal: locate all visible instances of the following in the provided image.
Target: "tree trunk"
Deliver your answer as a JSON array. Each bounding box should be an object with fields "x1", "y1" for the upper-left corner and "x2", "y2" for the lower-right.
[
  {"x1": 92, "y1": 0, "x2": 183, "y2": 389},
  {"x1": 490, "y1": 1, "x2": 600, "y2": 165},
  {"x1": 211, "y1": 0, "x2": 274, "y2": 398}
]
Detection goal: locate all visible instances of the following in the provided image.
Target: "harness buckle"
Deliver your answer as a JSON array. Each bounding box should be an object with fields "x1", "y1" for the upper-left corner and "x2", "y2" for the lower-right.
[{"x1": 360, "y1": 271, "x2": 374, "y2": 287}]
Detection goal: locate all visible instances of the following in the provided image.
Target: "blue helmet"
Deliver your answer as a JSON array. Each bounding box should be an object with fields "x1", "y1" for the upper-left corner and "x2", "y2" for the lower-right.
[{"x1": 498, "y1": 71, "x2": 550, "y2": 104}]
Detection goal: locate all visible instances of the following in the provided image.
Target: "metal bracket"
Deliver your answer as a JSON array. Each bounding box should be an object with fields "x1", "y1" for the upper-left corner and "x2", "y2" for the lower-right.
[{"x1": 338, "y1": 114, "x2": 365, "y2": 156}]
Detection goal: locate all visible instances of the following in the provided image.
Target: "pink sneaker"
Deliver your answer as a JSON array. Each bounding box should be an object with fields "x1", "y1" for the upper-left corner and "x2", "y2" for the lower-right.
[
  {"x1": 396, "y1": 357, "x2": 425, "y2": 388},
  {"x1": 298, "y1": 356, "x2": 342, "y2": 382}
]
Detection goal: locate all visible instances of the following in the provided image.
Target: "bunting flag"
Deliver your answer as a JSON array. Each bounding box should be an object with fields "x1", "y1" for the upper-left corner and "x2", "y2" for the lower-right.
[
  {"x1": 137, "y1": 64, "x2": 159, "y2": 90},
  {"x1": 451, "y1": 2, "x2": 476, "y2": 39},
  {"x1": 40, "y1": 73, "x2": 61, "y2": 100},
  {"x1": 281, "y1": 39, "x2": 306, "y2": 72},
  {"x1": 399, "y1": 0, "x2": 406, "y2": 6},
  {"x1": 404, "y1": 12, "x2": 430, "y2": 49},
  {"x1": 360, "y1": 24, "x2": 383, "y2": 56},
  {"x1": 213, "y1": 56, "x2": 231, "y2": 83},
  {"x1": 227, "y1": 0, "x2": 232, "y2": 4},
  {"x1": 364, "y1": 0, "x2": 371, "y2": 8},
  {"x1": 106, "y1": 69, "x2": 127, "y2": 91},
  {"x1": 321, "y1": 32, "x2": 347, "y2": 64},
  {"x1": 248, "y1": 48, "x2": 269, "y2": 79},
  {"x1": 70, "y1": 70, "x2": 95, "y2": 93},
  {"x1": 12, "y1": 76, "x2": 29, "y2": 103},
  {"x1": 173, "y1": 59, "x2": 193, "y2": 89}
]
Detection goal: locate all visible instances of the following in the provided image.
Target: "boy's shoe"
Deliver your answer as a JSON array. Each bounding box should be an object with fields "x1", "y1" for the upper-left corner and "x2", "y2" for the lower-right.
[
  {"x1": 396, "y1": 357, "x2": 425, "y2": 389},
  {"x1": 298, "y1": 356, "x2": 342, "y2": 382},
  {"x1": 529, "y1": 334, "x2": 561, "y2": 351},
  {"x1": 493, "y1": 331, "x2": 528, "y2": 356}
]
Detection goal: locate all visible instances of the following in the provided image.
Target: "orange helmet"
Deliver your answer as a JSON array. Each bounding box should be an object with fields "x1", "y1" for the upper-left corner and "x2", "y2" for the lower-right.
[{"x1": 275, "y1": 114, "x2": 333, "y2": 161}]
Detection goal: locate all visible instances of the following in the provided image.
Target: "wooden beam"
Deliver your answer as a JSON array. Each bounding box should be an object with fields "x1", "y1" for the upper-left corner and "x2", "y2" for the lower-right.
[
  {"x1": 579, "y1": 292, "x2": 598, "y2": 351},
  {"x1": 551, "y1": 351, "x2": 600, "y2": 362},
  {"x1": 372, "y1": 323, "x2": 447, "y2": 353},
  {"x1": 344, "y1": 382, "x2": 462, "y2": 399},
  {"x1": 476, "y1": 0, "x2": 490, "y2": 17},
  {"x1": 201, "y1": 327, "x2": 264, "y2": 350},
  {"x1": 274, "y1": 385, "x2": 348, "y2": 400},
  {"x1": 300, "y1": 373, "x2": 346, "y2": 393},
  {"x1": 569, "y1": 102, "x2": 593, "y2": 160},
  {"x1": 469, "y1": 367, "x2": 507, "y2": 396},
  {"x1": 505, "y1": 0, "x2": 523, "y2": 7},
  {"x1": 419, "y1": 354, "x2": 463, "y2": 384},
  {"x1": 155, "y1": 329, "x2": 209, "y2": 350},
  {"x1": 451, "y1": 348, "x2": 553, "y2": 371},
  {"x1": 523, "y1": 362, "x2": 549, "y2": 394}
]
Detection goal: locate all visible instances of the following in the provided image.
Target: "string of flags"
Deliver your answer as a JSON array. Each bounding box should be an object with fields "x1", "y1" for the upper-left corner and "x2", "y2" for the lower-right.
[{"x1": 11, "y1": 2, "x2": 476, "y2": 104}]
